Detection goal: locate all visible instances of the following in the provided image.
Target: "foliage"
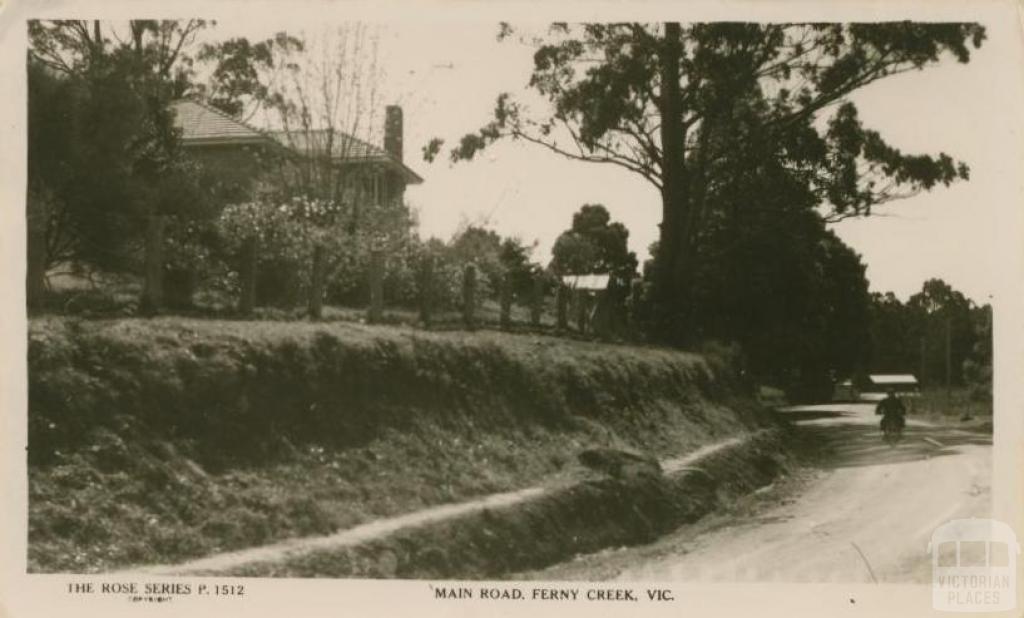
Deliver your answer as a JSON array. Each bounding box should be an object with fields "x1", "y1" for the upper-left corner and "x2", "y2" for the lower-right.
[
  {"x1": 687, "y1": 189, "x2": 871, "y2": 398},
  {"x1": 550, "y1": 204, "x2": 638, "y2": 283},
  {"x1": 962, "y1": 304, "x2": 992, "y2": 403},
  {"x1": 867, "y1": 278, "x2": 988, "y2": 388},
  {"x1": 445, "y1": 226, "x2": 540, "y2": 302},
  {"x1": 27, "y1": 20, "x2": 305, "y2": 311},
  {"x1": 195, "y1": 32, "x2": 305, "y2": 118},
  {"x1": 27, "y1": 53, "x2": 205, "y2": 274},
  {"x1": 433, "y1": 22, "x2": 986, "y2": 344},
  {"x1": 215, "y1": 194, "x2": 416, "y2": 307}
]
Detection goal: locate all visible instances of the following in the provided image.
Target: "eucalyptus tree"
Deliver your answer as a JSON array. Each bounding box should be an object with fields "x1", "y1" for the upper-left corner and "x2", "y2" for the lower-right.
[{"x1": 433, "y1": 22, "x2": 985, "y2": 343}]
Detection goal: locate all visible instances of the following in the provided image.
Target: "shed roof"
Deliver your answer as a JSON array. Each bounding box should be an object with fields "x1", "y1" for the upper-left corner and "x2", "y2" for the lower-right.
[
  {"x1": 868, "y1": 374, "x2": 919, "y2": 385},
  {"x1": 562, "y1": 274, "x2": 611, "y2": 291}
]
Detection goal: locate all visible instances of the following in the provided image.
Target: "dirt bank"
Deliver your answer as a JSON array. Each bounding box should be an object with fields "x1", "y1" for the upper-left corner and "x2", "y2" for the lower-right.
[
  {"x1": 28, "y1": 317, "x2": 773, "y2": 573},
  {"x1": 135, "y1": 430, "x2": 788, "y2": 578}
]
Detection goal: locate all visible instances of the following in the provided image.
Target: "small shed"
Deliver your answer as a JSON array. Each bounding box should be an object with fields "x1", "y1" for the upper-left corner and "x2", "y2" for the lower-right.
[
  {"x1": 560, "y1": 274, "x2": 612, "y2": 335},
  {"x1": 561, "y1": 274, "x2": 611, "y2": 291}
]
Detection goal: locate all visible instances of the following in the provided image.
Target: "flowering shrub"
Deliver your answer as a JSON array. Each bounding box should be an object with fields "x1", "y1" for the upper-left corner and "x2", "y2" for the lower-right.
[{"x1": 217, "y1": 195, "x2": 417, "y2": 308}]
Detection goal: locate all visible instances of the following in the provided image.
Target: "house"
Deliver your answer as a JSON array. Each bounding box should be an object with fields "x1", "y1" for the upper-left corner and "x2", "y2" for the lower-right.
[{"x1": 170, "y1": 99, "x2": 423, "y2": 206}]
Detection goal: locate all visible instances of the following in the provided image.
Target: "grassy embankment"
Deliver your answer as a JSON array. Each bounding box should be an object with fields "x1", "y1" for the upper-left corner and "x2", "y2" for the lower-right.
[
  {"x1": 909, "y1": 386, "x2": 993, "y2": 431},
  {"x1": 28, "y1": 317, "x2": 770, "y2": 573}
]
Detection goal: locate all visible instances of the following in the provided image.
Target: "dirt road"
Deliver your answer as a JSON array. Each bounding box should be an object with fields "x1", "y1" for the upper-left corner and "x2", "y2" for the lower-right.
[{"x1": 529, "y1": 403, "x2": 992, "y2": 583}]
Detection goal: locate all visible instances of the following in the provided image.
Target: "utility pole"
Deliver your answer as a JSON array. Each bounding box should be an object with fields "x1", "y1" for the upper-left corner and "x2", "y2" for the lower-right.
[
  {"x1": 945, "y1": 315, "x2": 952, "y2": 403},
  {"x1": 919, "y1": 335, "x2": 926, "y2": 387}
]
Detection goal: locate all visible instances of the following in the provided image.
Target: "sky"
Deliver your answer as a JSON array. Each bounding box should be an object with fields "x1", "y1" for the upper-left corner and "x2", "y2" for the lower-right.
[{"x1": 211, "y1": 20, "x2": 1009, "y2": 305}]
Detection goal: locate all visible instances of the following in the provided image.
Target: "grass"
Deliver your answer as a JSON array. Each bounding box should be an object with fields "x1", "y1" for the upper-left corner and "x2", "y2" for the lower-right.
[
  {"x1": 28, "y1": 316, "x2": 768, "y2": 573},
  {"x1": 908, "y1": 386, "x2": 992, "y2": 429},
  {"x1": 38, "y1": 270, "x2": 562, "y2": 333}
]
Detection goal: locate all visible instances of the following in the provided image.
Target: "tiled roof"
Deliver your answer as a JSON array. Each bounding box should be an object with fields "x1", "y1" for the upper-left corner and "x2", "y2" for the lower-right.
[
  {"x1": 267, "y1": 129, "x2": 422, "y2": 183},
  {"x1": 267, "y1": 130, "x2": 387, "y2": 161},
  {"x1": 170, "y1": 99, "x2": 267, "y2": 144},
  {"x1": 170, "y1": 99, "x2": 422, "y2": 184}
]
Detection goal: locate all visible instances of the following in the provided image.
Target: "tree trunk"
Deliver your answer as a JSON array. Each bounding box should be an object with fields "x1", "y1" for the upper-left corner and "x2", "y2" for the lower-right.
[
  {"x1": 653, "y1": 22, "x2": 691, "y2": 345},
  {"x1": 367, "y1": 248, "x2": 384, "y2": 324},
  {"x1": 307, "y1": 244, "x2": 326, "y2": 319},
  {"x1": 26, "y1": 203, "x2": 48, "y2": 312},
  {"x1": 139, "y1": 213, "x2": 165, "y2": 315},
  {"x1": 237, "y1": 236, "x2": 258, "y2": 316}
]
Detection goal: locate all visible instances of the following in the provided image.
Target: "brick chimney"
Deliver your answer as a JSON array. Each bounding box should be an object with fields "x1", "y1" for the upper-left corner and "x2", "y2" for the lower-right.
[{"x1": 384, "y1": 105, "x2": 403, "y2": 162}]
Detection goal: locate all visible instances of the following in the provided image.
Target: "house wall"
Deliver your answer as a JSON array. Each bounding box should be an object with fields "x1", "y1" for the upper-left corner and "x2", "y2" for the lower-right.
[
  {"x1": 186, "y1": 143, "x2": 276, "y2": 203},
  {"x1": 186, "y1": 144, "x2": 410, "y2": 237}
]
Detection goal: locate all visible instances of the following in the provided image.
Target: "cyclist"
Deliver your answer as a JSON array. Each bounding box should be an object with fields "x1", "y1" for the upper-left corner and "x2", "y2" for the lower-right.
[{"x1": 875, "y1": 388, "x2": 907, "y2": 434}]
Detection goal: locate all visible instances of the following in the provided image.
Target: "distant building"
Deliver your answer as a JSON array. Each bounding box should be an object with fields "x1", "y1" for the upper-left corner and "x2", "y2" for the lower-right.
[
  {"x1": 832, "y1": 374, "x2": 921, "y2": 403},
  {"x1": 831, "y1": 379, "x2": 859, "y2": 402}
]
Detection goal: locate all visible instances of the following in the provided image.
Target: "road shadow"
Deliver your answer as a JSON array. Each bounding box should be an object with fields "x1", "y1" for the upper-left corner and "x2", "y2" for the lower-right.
[
  {"x1": 801, "y1": 421, "x2": 991, "y2": 469},
  {"x1": 774, "y1": 409, "x2": 849, "y2": 423}
]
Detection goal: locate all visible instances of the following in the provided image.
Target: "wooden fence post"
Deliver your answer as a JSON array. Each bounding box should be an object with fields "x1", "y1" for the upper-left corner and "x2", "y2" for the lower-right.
[
  {"x1": 500, "y1": 272, "x2": 513, "y2": 330},
  {"x1": 576, "y1": 291, "x2": 589, "y2": 334},
  {"x1": 307, "y1": 243, "x2": 327, "y2": 319},
  {"x1": 26, "y1": 204, "x2": 48, "y2": 312},
  {"x1": 367, "y1": 247, "x2": 384, "y2": 324},
  {"x1": 237, "y1": 236, "x2": 258, "y2": 316},
  {"x1": 140, "y1": 213, "x2": 166, "y2": 315},
  {"x1": 418, "y1": 253, "x2": 435, "y2": 327},
  {"x1": 462, "y1": 264, "x2": 476, "y2": 329},
  {"x1": 556, "y1": 282, "x2": 569, "y2": 330},
  {"x1": 627, "y1": 277, "x2": 644, "y2": 338},
  {"x1": 530, "y1": 275, "x2": 543, "y2": 327}
]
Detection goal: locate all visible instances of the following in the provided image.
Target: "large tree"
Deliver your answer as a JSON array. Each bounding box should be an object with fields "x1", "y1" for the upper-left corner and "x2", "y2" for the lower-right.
[
  {"x1": 433, "y1": 22, "x2": 985, "y2": 344},
  {"x1": 549, "y1": 204, "x2": 638, "y2": 282},
  {"x1": 28, "y1": 21, "x2": 209, "y2": 310},
  {"x1": 683, "y1": 92, "x2": 872, "y2": 396},
  {"x1": 907, "y1": 278, "x2": 977, "y2": 386}
]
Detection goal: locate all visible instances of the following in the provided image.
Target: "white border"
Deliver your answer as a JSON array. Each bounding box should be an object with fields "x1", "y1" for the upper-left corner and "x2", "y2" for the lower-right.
[{"x1": 2, "y1": 2, "x2": 1022, "y2": 617}]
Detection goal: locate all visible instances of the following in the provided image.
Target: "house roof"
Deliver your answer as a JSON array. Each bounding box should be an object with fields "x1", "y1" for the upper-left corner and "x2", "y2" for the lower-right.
[
  {"x1": 170, "y1": 99, "x2": 423, "y2": 184},
  {"x1": 170, "y1": 99, "x2": 268, "y2": 145},
  {"x1": 267, "y1": 130, "x2": 423, "y2": 185},
  {"x1": 268, "y1": 130, "x2": 386, "y2": 161}
]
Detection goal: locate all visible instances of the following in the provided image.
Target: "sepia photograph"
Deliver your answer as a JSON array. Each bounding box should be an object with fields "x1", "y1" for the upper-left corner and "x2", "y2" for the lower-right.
[{"x1": 5, "y1": 2, "x2": 1024, "y2": 616}]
